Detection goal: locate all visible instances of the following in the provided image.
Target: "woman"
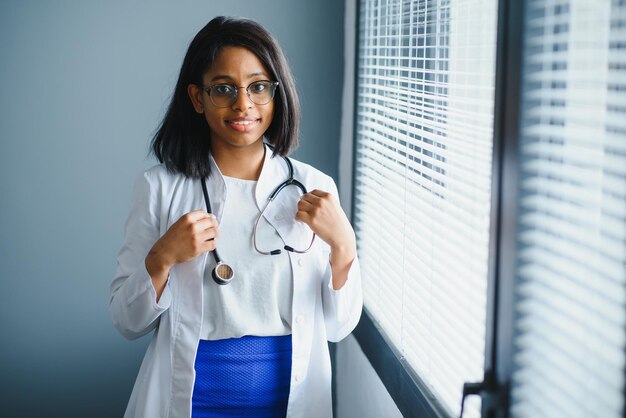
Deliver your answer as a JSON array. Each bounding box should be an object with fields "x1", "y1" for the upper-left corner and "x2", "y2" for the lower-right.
[{"x1": 109, "y1": 16, "x2": 362, "y2": 418}]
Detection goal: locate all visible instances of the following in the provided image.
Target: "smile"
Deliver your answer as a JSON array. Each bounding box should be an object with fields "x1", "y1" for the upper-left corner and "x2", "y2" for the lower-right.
[{"x1": 227, "y1": 118, "x2": 260, "y2": 132}]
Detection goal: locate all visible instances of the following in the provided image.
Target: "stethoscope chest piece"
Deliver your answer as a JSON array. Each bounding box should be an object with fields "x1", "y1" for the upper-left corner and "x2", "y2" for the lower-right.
[{"x1": 212, "y1": 261, "x2": 234, "y2": 285}]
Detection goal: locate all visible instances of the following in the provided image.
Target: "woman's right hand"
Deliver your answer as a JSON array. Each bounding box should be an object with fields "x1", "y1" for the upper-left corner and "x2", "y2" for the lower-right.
[{"x1": 145, "y1": 210, "x2": 219, "y2": 300}]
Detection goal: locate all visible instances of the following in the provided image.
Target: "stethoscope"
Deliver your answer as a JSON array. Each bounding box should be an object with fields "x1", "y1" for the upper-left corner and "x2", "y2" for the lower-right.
[{"x1": 200, "y1": 156, "x2": 316, "y2": 285}]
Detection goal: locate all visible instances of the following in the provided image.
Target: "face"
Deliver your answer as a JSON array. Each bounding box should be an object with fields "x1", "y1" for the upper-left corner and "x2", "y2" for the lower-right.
[{"x1": 188, "y1": 46, "x2": 275, "y2": 153}]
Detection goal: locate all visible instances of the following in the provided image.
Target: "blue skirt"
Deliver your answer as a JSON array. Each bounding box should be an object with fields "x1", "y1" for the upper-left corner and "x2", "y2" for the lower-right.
[{"x1": 192, "y1": 335, "x2": 292, "y2": 418}]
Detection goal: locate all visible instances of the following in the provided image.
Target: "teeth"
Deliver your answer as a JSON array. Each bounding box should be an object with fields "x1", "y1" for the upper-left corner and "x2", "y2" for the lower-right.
[{"x1": 231, "y1": 120, "x2": 256, "y2": 125}]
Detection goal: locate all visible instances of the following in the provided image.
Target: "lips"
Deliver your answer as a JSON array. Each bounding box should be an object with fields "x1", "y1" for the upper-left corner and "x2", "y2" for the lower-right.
[{"x1": 226, "y1": 117, "x2": 260, "y2": 132}]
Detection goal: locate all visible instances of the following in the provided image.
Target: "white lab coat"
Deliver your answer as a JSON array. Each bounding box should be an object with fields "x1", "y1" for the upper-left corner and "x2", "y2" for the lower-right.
[{"x1": 109, "y1": 145, "x2": 363, "y2": 418}]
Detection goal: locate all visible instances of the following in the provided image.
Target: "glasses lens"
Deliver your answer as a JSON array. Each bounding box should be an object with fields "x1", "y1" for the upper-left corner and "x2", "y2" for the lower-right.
[
  {"x1": 209, "y1": 84, "x2": 236, "y2": 108},
  {"x1": 248, "y1": 81, "x2": 276, "y2": 105}
]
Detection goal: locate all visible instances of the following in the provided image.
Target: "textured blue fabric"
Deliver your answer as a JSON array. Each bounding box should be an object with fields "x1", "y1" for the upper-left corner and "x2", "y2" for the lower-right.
[{"x1": 192, "y1": 335, "x2": 292, "y2": 418}]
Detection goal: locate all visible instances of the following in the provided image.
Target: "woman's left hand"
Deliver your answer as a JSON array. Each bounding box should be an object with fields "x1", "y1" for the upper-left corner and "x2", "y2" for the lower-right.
[
  {"x1": 295, "y1": 189, "x2": 356, "y2": 257},
  {"x1": 296, "y1": 189, "x2": 356, "y2": 289}
]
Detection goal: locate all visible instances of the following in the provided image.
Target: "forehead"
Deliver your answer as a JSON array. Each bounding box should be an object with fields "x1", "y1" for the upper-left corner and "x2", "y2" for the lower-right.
[{"x1": 204, "y1": 46, "x2": 270, "y2": 81}]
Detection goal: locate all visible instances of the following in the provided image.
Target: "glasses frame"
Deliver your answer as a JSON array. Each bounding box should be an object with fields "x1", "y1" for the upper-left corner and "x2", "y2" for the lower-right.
[{"x1": 202, "y1": 80, "x2": 280, "y2": 108}]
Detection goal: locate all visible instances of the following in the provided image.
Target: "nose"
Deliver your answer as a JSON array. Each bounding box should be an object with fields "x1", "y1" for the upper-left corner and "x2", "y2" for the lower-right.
[{"x1": 231, "y1": 86, "x2": 254, "y2": 111}]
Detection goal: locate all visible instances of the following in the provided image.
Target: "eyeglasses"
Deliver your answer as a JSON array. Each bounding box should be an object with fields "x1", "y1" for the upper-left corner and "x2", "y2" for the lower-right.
[{"x1": 202, "y1": 80, "x2": 279, "y2": 108}]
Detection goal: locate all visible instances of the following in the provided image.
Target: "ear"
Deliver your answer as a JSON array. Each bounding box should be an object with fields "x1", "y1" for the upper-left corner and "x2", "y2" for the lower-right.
[{"x1": 187, "y1": 84, "x2": 205, "y2": 114}]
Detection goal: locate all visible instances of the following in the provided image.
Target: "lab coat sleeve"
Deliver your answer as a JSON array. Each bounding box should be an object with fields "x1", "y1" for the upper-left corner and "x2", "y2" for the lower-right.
[
  {"x1": 321, "y1": 178, "x2": 363, "y2": 342},
  {"x1": 109, "y1": 170, "x2": 172, "y2": 340}
]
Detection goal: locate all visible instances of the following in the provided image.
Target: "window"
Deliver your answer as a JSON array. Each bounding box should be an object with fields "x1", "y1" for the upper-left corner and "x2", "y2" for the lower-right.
[
  {"x1": 353, "y1": 0, "x2": 499, "y2": 417},
  {"x1": 350, "y1": 0, "x2": 626, "y2": 417},
  {"x1": 509, "y1": 1, "x2": 626, "y2": 416}
]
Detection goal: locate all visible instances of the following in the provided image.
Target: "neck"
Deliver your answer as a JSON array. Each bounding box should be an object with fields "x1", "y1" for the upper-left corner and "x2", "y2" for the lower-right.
[{"x1": 211, "y1": 142, "x2": 265, "y2": 180}]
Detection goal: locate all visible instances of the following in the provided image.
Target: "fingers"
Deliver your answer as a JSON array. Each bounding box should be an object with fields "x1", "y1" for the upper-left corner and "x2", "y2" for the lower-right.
[
  {"x1": 309, "y1": 189, "x2": 330, "y2": 198},
  {"x1": 193, "y1": 215, "x2": 219, "y2": 233},
  {"x1": 190, "y1": 214, "x2": 219, "y2": 249},
  {"x1": 298, "y1": 189, "x2": 329, "y2": 205},
  {"x1": 187, "y1": 226, "x2": 219, "y2": 255},
  {"x1": 295, "y1": 189, "x2": 335, "y2": 230},
  {"x1": 194, "y1": 234, "x2": 218, "y2": 253},
  {"x1": 166, "y1": 210, "x2": 221, "y2": 258},
  {"x1": 294, "y1": 208, "x2": 311, "y2": 224},
  {"x1": 178, "y1": 211, "x2": 218, "y2": 231},
  {"x1": 295, "y1": 189, "x2": 355, "y2": 250},
  {"x1": 181, "y1": 209, "x2": 214, "y2": 222},
  {"x1": 197, "y1": 226, "x2": 220, "y2": 242},
  {"x1": 295, "y1": 197, "x2": 314, "y2": 224},
  {"x1": 297, "y1": 189, "x2": 333, "y2": 217}
]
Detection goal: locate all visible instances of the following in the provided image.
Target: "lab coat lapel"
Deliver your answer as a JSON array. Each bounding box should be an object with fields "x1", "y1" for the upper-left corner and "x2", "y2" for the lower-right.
[{"x1": 206, "y1": 157, "x2": 227, "y2": 223}]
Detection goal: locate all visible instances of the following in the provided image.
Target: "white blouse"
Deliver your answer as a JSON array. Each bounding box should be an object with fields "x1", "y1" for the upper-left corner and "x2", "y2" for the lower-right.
[{"x1": 199, "y1": 175, "x2": 293, "y2": 340}]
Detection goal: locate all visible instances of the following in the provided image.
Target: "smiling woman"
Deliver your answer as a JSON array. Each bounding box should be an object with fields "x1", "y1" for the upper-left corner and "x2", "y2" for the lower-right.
[{"x1": 108, "y1": 16, "x2": 362, "y2": 418}]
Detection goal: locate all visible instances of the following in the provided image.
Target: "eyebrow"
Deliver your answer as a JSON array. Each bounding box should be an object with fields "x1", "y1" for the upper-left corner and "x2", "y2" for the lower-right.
[{"x1": 210, "y1": 72, "x2": 267, "y2": 82}]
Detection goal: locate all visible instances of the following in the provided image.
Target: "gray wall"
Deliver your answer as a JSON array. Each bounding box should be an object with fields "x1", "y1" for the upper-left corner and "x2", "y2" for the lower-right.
[
  {"x1": 0, "y1": 2, "x2": 344, "y2": 417},
  {"x1": 335, "y1": 336, "x2": 403, "y2": 418}
]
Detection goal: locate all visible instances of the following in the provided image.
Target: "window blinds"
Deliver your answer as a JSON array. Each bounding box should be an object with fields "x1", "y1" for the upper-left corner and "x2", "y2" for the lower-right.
[
  {"x1": 353, "y1": 0, "x2": 498, "y2": 416},
  {"x1": 509, "y1": 1, "x2": 626, "y2": 417}
]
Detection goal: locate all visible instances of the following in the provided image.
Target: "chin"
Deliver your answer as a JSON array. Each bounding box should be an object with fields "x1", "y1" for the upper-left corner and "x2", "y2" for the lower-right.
[{"x1": 224, "y1": 136, "x2": 265, "y2": 148}]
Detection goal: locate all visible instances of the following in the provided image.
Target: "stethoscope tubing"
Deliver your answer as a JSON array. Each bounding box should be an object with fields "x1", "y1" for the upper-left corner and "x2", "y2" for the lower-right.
[
  {"x1": 200, "y1": 176, "x2": 234, "y2": 285},
  {"x1": 201, "y1": 155, "x2": 316, "y2": 285}
]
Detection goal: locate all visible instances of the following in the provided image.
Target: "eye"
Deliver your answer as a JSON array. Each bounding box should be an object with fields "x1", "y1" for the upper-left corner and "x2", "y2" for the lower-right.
[
  {"x1": 250, "y1": 81, "x2": 269, "y2": 94},
  {"x1": 212, "y1": 84, "x2": 234, "y2": 96}
]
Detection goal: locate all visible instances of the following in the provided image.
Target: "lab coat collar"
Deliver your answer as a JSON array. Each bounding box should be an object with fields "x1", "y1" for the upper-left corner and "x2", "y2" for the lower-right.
[{"x1": 205, "y1": 143, "x2": 289, "y2": 218}]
